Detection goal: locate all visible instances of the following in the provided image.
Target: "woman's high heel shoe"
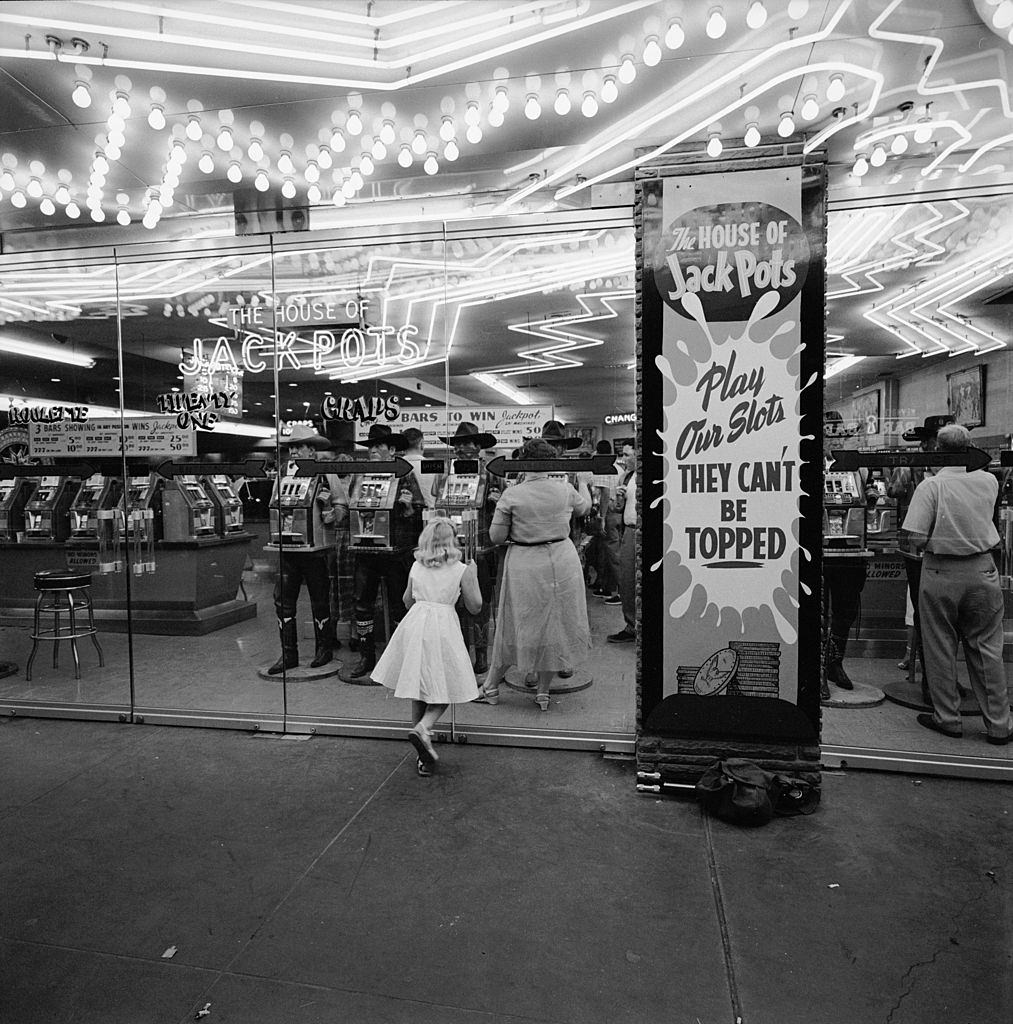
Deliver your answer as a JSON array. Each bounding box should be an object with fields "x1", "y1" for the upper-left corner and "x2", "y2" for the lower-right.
[
  {"x1": 534, "y1": 692, "x2": 550, "y2": 712},
  {"x1": 474, "y1": 684, "x2": 500, "y2": 705}
]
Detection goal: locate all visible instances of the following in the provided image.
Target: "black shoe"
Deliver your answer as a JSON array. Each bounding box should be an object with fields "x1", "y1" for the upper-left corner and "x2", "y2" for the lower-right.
[
  {"x1": 267, "y1": 651, "x2": 298, "y2": 675},
  {"x1": 607, "y1": 628, "x2": 636, "y2": 644},
  {"x1": 604, "y1": 594, "x2": 622, "y2": 605},
  {"x1": 339, "y1": 649, "x2": 376, "y2": 683},
  {"x1": 986, "y1": 730, "x2": 1013, "y2": 746},
  {"x1": 826, "y1": 660, "x2": 854, "y2": 691},
  {"x1": 820, "y1": 677, "x2": 831, "y2": 702},
  {"x1": 916, "y1": 713, "x2": 962, "y2": 739},
  {"x1": 309, "y1": 646, "x2": 333, "y2": 669}
]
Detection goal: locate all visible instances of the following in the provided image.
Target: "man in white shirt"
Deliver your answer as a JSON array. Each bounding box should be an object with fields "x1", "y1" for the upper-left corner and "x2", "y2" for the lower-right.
[
  {"x1": 902, "y1": 424, "x2": 1012, "y2": 744},
  {"x1": 608, "y1": 443, "x2": 637, "y2": 643}
]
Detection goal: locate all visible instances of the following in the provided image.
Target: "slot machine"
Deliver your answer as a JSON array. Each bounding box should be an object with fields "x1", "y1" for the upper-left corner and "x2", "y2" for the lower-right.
[
  {"x1": 66, "y1": 474, "x2": 125, "y2": 573},
  {"x1": 863, "y1": 475, "x2": 897, "y2": 551},
  {"x1": 202, "y1": 474, "x2": 245, "y2": 535},
  {"x1": 432, "y1": 461, "x2": 490, "y2": 560},
  {"x1": 161, "y1": 475, "x2": 216, "y2": 542},
  {"x1": 23, "y1": 475, "x2": 79, "y2": 543},
  {"x1": 823, "y1": 469, "x2": 868, "y2": 550},
  {"x1": 0, "y1": 477, "x2": 38, "y2": 541},
  {"x1": 124, "y1": 473, "x2": 160, "y2": 573},
  {"x1": 268, "y1": 469, "x2": 328, "y2": 550},
  {"x1": 348, "y1": 473, "x2": 405, "y2": 552}
]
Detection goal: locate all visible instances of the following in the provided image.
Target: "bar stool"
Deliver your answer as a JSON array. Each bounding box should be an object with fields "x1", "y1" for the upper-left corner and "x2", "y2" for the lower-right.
[{"x1": 26, "y1": 570, "x2": 105, "y2": 681}]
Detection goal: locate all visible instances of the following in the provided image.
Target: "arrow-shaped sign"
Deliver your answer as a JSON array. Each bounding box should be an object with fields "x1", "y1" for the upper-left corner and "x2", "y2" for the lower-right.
[
  {"x1": 999, "y1": 452, "x2": 1013, "y2": 467},
  {"x1": 485, "y1": 454, "x2": 618, "y2": 476},
  {"x1": 830, "y1": 448, "x2": 991, "y2": 473},
  {"x1": 0, "y1": 462, "x2": 96, "y2": 479},
  {"x1": 293, "y1": 456, "x2": 413, "y2": 478},
  {"x1": 156, "y1": 458, "x2": 269, "y2": 480}
]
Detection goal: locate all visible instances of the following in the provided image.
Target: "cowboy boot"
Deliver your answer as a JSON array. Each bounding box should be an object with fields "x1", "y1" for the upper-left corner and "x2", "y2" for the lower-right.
[
  {"x1": 339, "y1": 623, "x2": 376, "y2": 682},
  {"x1": 267, "y1": 617, "x2": 299, "y2": 675},
  {"x1": 309, "y1": 616, "x2": 334, "y2": 668},
  {"x1": 826, "y1": 634, "x2": 854, "y2": 690}
]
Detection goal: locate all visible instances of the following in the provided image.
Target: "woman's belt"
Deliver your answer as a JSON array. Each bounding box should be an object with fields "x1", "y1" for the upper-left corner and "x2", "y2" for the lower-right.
[{"x1": 509, "y1": 538, "x2": 567, "y2": 546}]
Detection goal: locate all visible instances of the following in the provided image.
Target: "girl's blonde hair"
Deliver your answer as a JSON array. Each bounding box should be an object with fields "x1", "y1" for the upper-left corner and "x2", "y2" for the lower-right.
[{"x1": 414, "y1": 516, "x2": 463, "y2": 567}]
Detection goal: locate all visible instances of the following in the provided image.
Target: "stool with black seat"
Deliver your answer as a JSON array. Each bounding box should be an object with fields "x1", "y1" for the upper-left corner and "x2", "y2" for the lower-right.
[{"x1": 26, "y1": 570, "x2": 105, "y2": 681}]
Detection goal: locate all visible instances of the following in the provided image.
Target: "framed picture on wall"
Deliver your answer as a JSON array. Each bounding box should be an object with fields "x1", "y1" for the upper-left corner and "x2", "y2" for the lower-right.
[
  {"x1": 571, "y1": 425, "x2": 597, "y2": 450},
  {"x1": 851, "y1": 389, "x2": 880, "y2": 435},
  {"x1": 947, "y1": 365, "x2": 985, "y2": 428}
]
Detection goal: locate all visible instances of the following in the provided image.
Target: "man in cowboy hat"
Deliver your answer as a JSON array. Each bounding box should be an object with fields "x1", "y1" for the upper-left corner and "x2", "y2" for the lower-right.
[
  {"x1": 268, "y1": 423, "x2": 344, "y2": 675},
  {"x1": 340, "y1": 424, "x2": 426, "y2": 683},
  {"x1": 432, "y1": 422, "x2": 502, "y2": 675},
  {"x1": 538, "y1": 419, "x2": 582, "y2": 452}
]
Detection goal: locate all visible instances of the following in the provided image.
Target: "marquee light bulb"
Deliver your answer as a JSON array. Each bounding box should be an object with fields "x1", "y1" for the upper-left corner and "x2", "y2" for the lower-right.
[
  {"x1": 330, "y1": 129, "x2": 346, "y2": 153},
  {"x1": 466, "y1": 123, "x2": 483, "y2": 144},
  {"x1": 746, "y1": 1, "x2": 767, "y2": 28},
  {"x1": 112, "y1": 93, "x2": 131, "y2": 118},
  {"x1": 359, "y1": 153, "x2": 374, "y2": 175},
  {"x1": 217, "y1": 125, "x2": 234, "y2": 151},
  {"x1": 254, "y1": 169, "x2": 270, "y2": 191},
  {"x1": 870, "y1": 145, "x2": 887, "y2": 167},
  {"x1": 305, "y1": 160, "x2": 320, "y2": 182},
  {"x1": 54, "y1": 184, "x2": 71, "y2": 204},
  {"x1": 281, "y1": 178, "x2": 296, "y2": 199},
  {"x1": 524, "y1": 95, "x2": 541, "y2": 120},
  {"x1": 853, "y1": 155, "x2": 869, "y2": 177},
  {"x1": 91, "y1": 206, "x2": 105, "y2": 222},
  {"x1": 107, "y1": 129, "x2": 126, "y2": 149},
  {"x1": 247, "y1": 137, "x2": 264, "y2": 161},
  {"x1": 788, "y1": 0, "x2": 809, "y2": 16},
  {"x1": 424, "y1": 152, "x2": 439, "y2": 175},
  {"x1": 913, "y1": 120, "x2": 933, "y2": 144},
  {"x1": 440, "y1": 116, "x2": 456, "y2": 141},
  {"x1": 618, "y1": 55, "x2": 637, "y2": 84},
  {"x1": 198, "y1": 150, "x2": 214, "y2": 173},
  {"x1": 601, "y1": 77, "x2": 618, "y2": 104},
  {"x1": 706, "y1": 8, "x2": 727, "y2": 39},
  {"x1": 493, "y1": 86, "x2": 509, "y2": 112},
  {"x1": 226, "y1": 161, "x2": 242, "y2": 183},
  {"x1": 332, "y1": 190, "x2": 346, "y2": 207},
  {"x1": 465, "y1": 101, "x2": 481, "y2": 125},
  {"x1": 278, "y1": 150, "x2": 294, "y2": 174},
  {"x1": 379, "y1": 120, "x2": 396, "y2": 145},
  {"x1": 26, "y1": 177, "x2": 43, "y2": 199},
  {"x1": 891, "y1": 133, "x2": 909, "y2": 155},
  {"x1": 147, "y1": 105, "x2": 165, "y2": 130},
  {"x1": 371, "y1": 138, "x2": 386, "y2": 160},
  {"x1": 554, "y1": 89, "x2": 572, "y2": 115},
  {"x1": 581, "y1": 91, "x2": 599, "y2": 118},
  {"x1": 643, "y1": 37, "x2": 662, "y2": 66},
  {"x1": 185, "y1": 115, "x2": 202, "y2": 141},
  {"x1": 66, "y1": 201, "x2": 80, "y2": 218},
  {"x1": 826, "y1": 74, "x2": 846, "y2": 102},
  {"x1": 744, "y1": 122, "x2": 761, "y2": 147},
  {"x1": 350, "y1": 170, "x2": 364, "y2": 190},
  {"x1": 307, "y1": 183, "x2": 321, "y2": 204},
  {"x1": 444, "y1": 139, "x2": 459, "y2": 161},
  {"x1": 397, "y1": 144, "x2": 413, "y2": 168},
  {"x1": 0, "y1": 170, "x2": 14, "y2": 190},
  {"x1": 346, "y1": 110, "x2": 362, "y2": 136},
  {"x1": 488, "y1": 106, "x2": 505, "y2": 128},
  {"x1": 317, "y1": 148, "x2": 332, "y2": 169},
  {"x1": 801, "y1": 94, "x2": 820, "y2": 120},
  {"x1": 412, "y1": 130, "x2": 428, "y2": 155},
  {"x1": 665, "y1": 19, "x2": 684, "y2": 49},
  {"x1": 777, "y1": 112, "x2": 795, "y2": 138},
  {"x1": 72, "y1": 81, "x2": 92, "y2": 108},
  {"x1": 40, "y1": 196, "x2": 56, "y2": 216},
  {"x1": 707, "y1": 133, "x2": 723, "y2": 157},
  {"x1": 116, "y1": 208, "x2": 130, "y2": 225}
]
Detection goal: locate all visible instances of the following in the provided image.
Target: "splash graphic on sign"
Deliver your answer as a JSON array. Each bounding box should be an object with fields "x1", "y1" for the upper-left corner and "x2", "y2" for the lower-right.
[{"x1": 654, "y1": 288, "x2": 804, "y2": 645}]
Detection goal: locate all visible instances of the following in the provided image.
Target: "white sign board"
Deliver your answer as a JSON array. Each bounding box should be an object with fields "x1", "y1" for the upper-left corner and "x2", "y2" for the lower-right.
[
  {"x1": 29, "y1": 417, "x2": 196, "y2": 458},
  {"x1": 356, "y1": 406, "x2": 556, "y2": 450}
]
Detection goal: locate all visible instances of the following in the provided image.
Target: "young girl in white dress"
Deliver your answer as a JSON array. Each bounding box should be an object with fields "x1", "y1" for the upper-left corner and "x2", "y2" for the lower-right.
[{"x1": 371, "y1": 517, "x2": 483, "y2": 775}]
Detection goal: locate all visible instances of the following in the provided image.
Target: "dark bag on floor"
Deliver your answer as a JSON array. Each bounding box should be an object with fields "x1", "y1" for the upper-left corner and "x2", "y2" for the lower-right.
[{"x1": 696, "y1": 758, "x2": 818, "y2": 826}]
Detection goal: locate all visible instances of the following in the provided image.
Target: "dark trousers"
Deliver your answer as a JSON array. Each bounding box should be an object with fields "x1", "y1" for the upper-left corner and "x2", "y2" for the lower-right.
[
  {"x1": 274, "y1": 551, "x2": 331, "y2": 624},
  {"x1": 619, "y1": 524, "x2": 636, "y2": 631},
  {"x1": 352, "y1": 550, "x2": 412, "y2": 636},
  {"x1": 823, "y1": 560, "x2": 867, "y2": 641},
  {"x1": 458, "y1": 548, "x2": 495, "y2": 645},
  {"x1": 600, "y1": 511, "x2": 622, "y2": 593}
]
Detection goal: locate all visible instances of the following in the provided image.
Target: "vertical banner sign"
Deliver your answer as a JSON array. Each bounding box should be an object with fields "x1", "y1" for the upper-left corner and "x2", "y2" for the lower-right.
[{"x1": 640, "y1": 163, "x2": 824, "y2": 735}]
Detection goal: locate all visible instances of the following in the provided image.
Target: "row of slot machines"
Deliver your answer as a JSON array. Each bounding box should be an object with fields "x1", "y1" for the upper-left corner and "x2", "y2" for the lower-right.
[
  {"x1": 823, "y1": 469, "x2": 897, "y2": 553},
  {"x1": 0, "y1": 473, "x2": 246, "y2": 572}
]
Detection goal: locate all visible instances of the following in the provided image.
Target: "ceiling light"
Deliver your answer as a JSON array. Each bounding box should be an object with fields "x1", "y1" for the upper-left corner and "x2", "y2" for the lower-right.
[
  {"x1": 248, "y1": 137, "x2": 264, "y2": 162},
  {"x1": 471, "y1": 373, "x2": 533, "y2": 405},
  {"x1": 466, "y1": 123, "x2": 483, "y2": 144},
  {"x1": 65, "y1": 201, "x2": 80, "y2": 218},
  {"x1": 524, "y1": 95, "x2": 542, "y2": 120},
  {"x1": 994, "y1": 0, "x2": 1013, "y2": 29},
  {"x1": 254, "y1": 170, "x2": 270, "y2": 191},
  {"x1": 305, "y1": 160, "x2": 320, "y2": 183},
  {"x1": 424, "y1": 152, "x2": 439, "y2": 175},
  {"x1": 317, "y1": 148, "x2": 332, "y2": 169},
  {"x1": 444, "y1": 139, "x2": 460, "y2": 161},
  {"x1": 111, "y1": 92, "x2": 131, "y2": 119},
  {"x1": 281, "y1": 178, "x2": 296, "y2": 199},
  {"x1": 801, "y1": 94, "x2": 820, "y2": 120},
  {"x1": 331, "y1": 191, "x2": 346, "y2": 207},
  {"x1": 412, "y1": 130, "x2": 428, "y2": 155},
  {"x1": 26, "y1": 177, "x2": 43, "y2": 199},
  {"x1": 746, "y1": 2, "x2": 767, "y2": 29},
  {"x1": 707, "y1": 133, "x2": 723, "y2": 157},
  {"x1": 601, "y1": 77, "x2": 618, "y2": 104},
  {"x1": 825, "y1": 354, "x2": 864, "y2": 380},
  {"x1": 643, "y1": 36, "x2": 662, "y2": 66},
  {"x1": 465, "y1": 101, "x2": 481, "y2": 125},
  {"x1": 891, "y1": 133, "x2": 909, "y2": 155},
  {"x1": 278, "y1": 150, "x2": 294, "y2": 174},
  {"x1": 147, "y1": 105, "x2": 166, "y2": 130},
  {"x1": 40, "y1": 196, "x2": 56, "y2": 216},
  {"x1": 198, "y1": 150, "x2": 215, "y2": 173},
  {"x1": 226, "y1": 161, "x2": 242, "y2": 183},
  {"x1": 870, "y1": 145, "x2": 887, "y2": 166},
  {"x1": 349, "y1": 170, "x2": 363, "y2": 190},
  {"x1": 777, "y1": 112, "x2": 795, "y2": 138},
  {"x1": 307, "y1": 183, "x2": 321, "y2": 204},
  {"x1": 493, "y1": 86, "x2": 510, "y2": 112},
  {"x1": 665, "y1": 19, "x2": 684, "y2": 49},
  {"x1": 744, "y1": 122, "x2": 761, "y2": 147},
  {"x1": 913, "y1": 119, "x2": 934, "y2": 145},
  {"x1": 116, "y1": 208, "x2": 130, "y2": 225},
  {"x1": 488, "y1": 107, "x2": 505, "y2": 128},
  {"x1": 397, "y1": 144, "x2": 413, "y2": 168},
  {"x1": 91, "y1": 207, "x2": 105, "y2": 222},
  {"x1": 618, "y1": 55, "x2": 637, "y2": 84},
  {"x1": 346, "y1": 111, "x2": 363, "y2": 136},
  {"x1": 330, "y1": 129, "x2": 346, "y2": 153},
  {"x1": 554, "y1": 89, "x2": 572, "y2": 115},
  {"x1": 0, "y1": 171, "x2": 14, "y2": 191},
  {"x1": 853, "y1": 155, "x2": 869, "y2": 177},
  {"x1": 107, "y1": 130, "x2": 126, "y2": 149},
  {"x1": 581, "y1": 92, "x2": 599, "y2": 117},
  {"x1": 788, "y1": 0, "x2": 809, "y2": 17},
  {"x1": 169, "y1": 140, "x2": 187, "y2": 165},
  {"x1": 93, "y1": 154, "x2": 109, "y2": 174},
  {"x1": 216, "y1": 125, "x2": 234, "y2": 151},
  {"x1": 72, "y1": 65, "x2": 92, "y2": 108},
  {"x1": 185, "y1": 115, "x2": 202, "y2": 141},
  {"x1": 706, "y1": 8, "x2": 727, "y2": 39},
  {"x1": 359, "y1": 153, "x2": 374, "y2": 175},
  {"x1": 826, "y1": 74, "x2": 846, "y2": 103},
  {"x1": 440, "y1": 117, "x2": 456, "y2": 141},
  {"x1": 2, "y1": 337, "x2": 95, "y2": 368},
  {"x1": 54, "y1": 184, "x2": 70, "y2": 204}
]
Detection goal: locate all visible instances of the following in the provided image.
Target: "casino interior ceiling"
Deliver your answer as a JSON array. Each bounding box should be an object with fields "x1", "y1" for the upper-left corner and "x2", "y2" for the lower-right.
[{"x1": 0, "y1": 0, "x2": 1011, "y2": 430}]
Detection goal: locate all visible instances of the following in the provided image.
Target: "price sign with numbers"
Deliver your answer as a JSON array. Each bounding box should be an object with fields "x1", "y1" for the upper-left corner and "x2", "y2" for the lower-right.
[{"x1": 29, "y1": 417, "x2": 196, "y2": 458}]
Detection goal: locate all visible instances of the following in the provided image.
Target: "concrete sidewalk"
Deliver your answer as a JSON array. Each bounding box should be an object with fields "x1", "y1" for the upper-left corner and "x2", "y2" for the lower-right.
[{"x1": 0, "y1": 717, "x2": 1008, "y2": 1024}]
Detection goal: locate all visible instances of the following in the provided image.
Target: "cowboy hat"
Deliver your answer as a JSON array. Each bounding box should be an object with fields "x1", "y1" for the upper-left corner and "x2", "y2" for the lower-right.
[
  {"x1": 902, "y1": 414, "x2": 954, "y2": 443},
  {"x1": 537, "y1": 420, "x2": 581, "y2": 449},
  {"x1": 355, "y1": 423, "x2": 409, "y2": 451},
  {"x1": 282, "y1": 423, "x2": 331, "y2": 449},
  {"x1": 438, "y1": 421, "x2": 498, "y2": 449}
]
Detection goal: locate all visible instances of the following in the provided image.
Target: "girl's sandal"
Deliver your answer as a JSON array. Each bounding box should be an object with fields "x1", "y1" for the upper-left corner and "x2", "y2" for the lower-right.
[
  {"x1": 416, "y1": 758, "x2": 433, "y2": 777},
  {"x1": 473, "y1": 684, "x2": 500, "y2": 705},
  {"x1": 409, "y1": 728, "x2": 438, "y2": 765},
  {"x1": 534, "y1": 693, "x2": 550, "y2": 712}
]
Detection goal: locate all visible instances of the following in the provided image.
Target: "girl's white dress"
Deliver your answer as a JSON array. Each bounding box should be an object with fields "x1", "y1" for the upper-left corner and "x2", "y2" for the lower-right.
[{"x1": 371, "y1": 559, "x2": 479, "y2": 704}]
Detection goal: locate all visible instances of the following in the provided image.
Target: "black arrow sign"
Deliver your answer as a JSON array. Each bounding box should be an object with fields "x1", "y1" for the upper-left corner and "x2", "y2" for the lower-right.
[
  {"x1": 830, "y1": 448, "x2": 991, "y2": 473},
  {"x1": 485, "y1": 454, "x2": 618, "y2": 476},
  {"x1": 156, "y1": 458, "x2": 268, "y2": 480},
  {"x1": 999, "y1": 452, "x2": 1013, "y2": 467},
  {"x1": 293, "y1": 456, "x2": 413, "y2": 478},
  {"x1": 0, "y1": 462, "x2": 96, "y2": 479}
]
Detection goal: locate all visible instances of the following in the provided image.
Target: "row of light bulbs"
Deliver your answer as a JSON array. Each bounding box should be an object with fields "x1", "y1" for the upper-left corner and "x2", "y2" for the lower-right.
[{"x1": 852, "y1": 105, "x2": 937, "y2": 178}]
